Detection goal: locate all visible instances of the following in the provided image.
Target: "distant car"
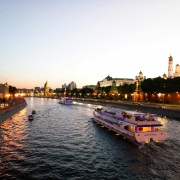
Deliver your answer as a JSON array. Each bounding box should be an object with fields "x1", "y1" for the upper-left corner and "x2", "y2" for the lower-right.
[
  {"x1": 132, "y1": 102, "x2": 143, "y2": 105},
  {"x1": 159, "y1": 106, "x2": 165, "y2": 108},
  {"x1": 132, "y1": 102, "x2": 138, "y2": 104}
]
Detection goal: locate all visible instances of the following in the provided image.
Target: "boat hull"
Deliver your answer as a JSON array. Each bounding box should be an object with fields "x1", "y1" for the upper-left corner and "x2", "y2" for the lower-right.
[
  {"x1": 59, "y1": 102, "x2": 72, "y2": 105},
  {"x1": 93, "y1": 116, "x2": 136, "y2": 142},
  {"x1": 135, "y1": 131, "x2": 166, "y2": 143}
]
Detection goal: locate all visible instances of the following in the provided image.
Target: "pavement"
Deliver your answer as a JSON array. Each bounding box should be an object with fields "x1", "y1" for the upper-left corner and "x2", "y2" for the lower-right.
[
  {"x1": 0, "y1": 98, "x2": 26, "y2": 114},
  {"x1": 74, "y1": 98, "x2": 180, "y2": 111}
]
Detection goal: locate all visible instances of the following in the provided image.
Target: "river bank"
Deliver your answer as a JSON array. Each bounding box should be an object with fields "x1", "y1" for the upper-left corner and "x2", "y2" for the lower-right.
[
  {"x1": 74, "y1": 99, "x2": 180, "y2": 120},
  {"x1": 0, "y1": 99, "x2": 27, "y2": 124}
]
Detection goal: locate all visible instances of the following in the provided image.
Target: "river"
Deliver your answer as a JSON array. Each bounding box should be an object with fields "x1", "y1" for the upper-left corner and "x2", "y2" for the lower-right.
[{"x1": 0, "y1": 97, "x2": 180, "y2": 180}]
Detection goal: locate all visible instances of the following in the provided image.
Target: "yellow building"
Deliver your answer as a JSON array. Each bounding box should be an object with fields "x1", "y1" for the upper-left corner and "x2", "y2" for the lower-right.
[
  {"x1": 0, "y1": 82, "x2": 9, "y2": 98},
  {"x1": 44, "y1": 81, "x2": 49, "y2": 96}
]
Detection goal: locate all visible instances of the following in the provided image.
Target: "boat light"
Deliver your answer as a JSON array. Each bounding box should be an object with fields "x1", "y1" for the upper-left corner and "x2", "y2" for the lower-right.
[
  {"x1": 156, "y1": 141, "x2": 158, "y2": 142},
  {"x1": 116, "y1": 134, "x2": 119, "y2": 136}
]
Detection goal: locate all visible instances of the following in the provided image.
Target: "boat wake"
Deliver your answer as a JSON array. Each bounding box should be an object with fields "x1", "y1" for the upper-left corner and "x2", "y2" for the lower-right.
[{"x1": 138, "y1": 142, "x2": 166, "y2": 157}]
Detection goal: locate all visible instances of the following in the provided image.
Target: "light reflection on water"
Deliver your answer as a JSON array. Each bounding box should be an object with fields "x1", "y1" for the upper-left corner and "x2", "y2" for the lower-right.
[{"x1": 0, "y1": 97, "x2": 179, "y2": 180}]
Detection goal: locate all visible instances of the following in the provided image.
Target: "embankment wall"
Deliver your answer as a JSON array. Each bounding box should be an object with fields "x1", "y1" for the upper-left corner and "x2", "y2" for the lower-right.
[
  {"x1": 0, "y1": 102, "x2": 27, "y2": 124},
  {"x1": 76, "y1": 100, "x2": 180, "y2": 120}
]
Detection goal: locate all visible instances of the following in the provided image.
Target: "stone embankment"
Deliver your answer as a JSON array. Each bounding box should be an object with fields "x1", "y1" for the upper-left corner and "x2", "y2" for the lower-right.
[
  {"x1": 0, "y1": 99, "x2": 27, "y2": 124},
  {"x1": 75, "y1": 99, "x2": 180, "y2": 120}
]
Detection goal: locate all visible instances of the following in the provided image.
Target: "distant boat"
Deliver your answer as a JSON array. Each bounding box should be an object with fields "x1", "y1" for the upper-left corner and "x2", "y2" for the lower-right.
[
  {"x1": 59, "y1": 97, "x2": 72, "y2": 105},
  {"x1": 28, "y1": 114, "x2": 34, "y2": 121},
  {"x1": 32, "y1": 110, "x2": 36, "y2": 114}
]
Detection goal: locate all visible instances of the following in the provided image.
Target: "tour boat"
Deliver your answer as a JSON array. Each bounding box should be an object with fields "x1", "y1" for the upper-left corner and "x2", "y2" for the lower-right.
[
  {"x1": 28, "y1": 114, "x2": 34, "y2": 121},
  {"x1": 93, "y1": 106, "x2": 166, "y2": 144},
  {"x1": 59, "y1": 97, "x2": 73, "y2": 105}
]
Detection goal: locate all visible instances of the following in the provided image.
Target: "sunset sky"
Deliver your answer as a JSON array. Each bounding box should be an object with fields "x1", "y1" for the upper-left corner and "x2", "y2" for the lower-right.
[{"x1": 1, "y1": 0, "x2": 180, "y2": 89}]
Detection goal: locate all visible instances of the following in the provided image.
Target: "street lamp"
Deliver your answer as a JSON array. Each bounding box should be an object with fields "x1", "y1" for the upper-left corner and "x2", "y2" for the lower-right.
[
  {"x1": 162, "y1": 93, "x2": 165, "y2": 106},
  {"x1": 131, "y1": 94, "x2": 134, "y2": 101}
]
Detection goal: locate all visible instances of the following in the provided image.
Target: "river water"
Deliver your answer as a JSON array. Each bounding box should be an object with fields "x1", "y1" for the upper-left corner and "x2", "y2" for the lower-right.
[{"x1": 0, "y1": 97, "x2": 180, "y2": 180}]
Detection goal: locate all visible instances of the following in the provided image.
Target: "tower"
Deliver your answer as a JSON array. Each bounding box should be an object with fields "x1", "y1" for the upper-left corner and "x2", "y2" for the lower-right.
[
  {"x1": 93, "y1": 81, "x2": 102, "y2": 97},
  {"x1": 168, "y1": 55, "x2": 173, "y2": 77},
  {"x1": 135, "y1": 71, "x2": 144, "y2": 92},
  {"x1": 44, "y1": 81, "x2": 49, "y2": 96},
  {"x1": 133, "y1": 71, "x2": 145, "y2": 101},
  {"x1": 109, "y1": 80, "x2": 118, "y2": 98}
]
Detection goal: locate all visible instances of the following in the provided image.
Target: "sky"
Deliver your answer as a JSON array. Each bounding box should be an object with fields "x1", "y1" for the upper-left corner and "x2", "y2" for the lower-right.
[{"x1": 0, "y1": 0, "x2": 180, "y2": 89}]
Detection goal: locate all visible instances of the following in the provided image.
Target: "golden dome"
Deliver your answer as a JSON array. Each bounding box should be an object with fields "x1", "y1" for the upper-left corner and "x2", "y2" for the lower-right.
[{"x1": 139, "y1": 71, "x2": 143, "y2": 76}]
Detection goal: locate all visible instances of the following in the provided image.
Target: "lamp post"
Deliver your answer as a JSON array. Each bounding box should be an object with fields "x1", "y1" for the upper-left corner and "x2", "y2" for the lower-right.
[
  {"x1": 162, "y1": 93, "x2": 165, "y2": 106},
  {"x1": 131, "y1": 94, "x2": 134, "y2": 101}
]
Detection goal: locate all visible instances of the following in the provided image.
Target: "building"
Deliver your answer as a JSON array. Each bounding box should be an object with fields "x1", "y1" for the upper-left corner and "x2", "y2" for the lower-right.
[
  {"x1": 167, "y1": 55, "x2": 180, "y2": 78},
  {"x1": 82, "y1": 85, "x2": 96, "y2": 90},
  {"x1": 99, "y1": 75, "x2": 135, "y2": 87},
  {"x1": 109, "y1": 80, "x2": 119, "y2": 96},
  {"x1": 62, "y1": 83, "x2": 66, "y2": 89},
  {"x1": 62, "y1": 81, "x2": 77, "y2": 90},
  {"x1": 68, "y1": 81, "x2": 76, "y2": 90},
  {"x1": 16, "y1": 88, "x2": 34, "y2": 96},
  {"x1": 0, "y1": 82, "x2": 9, "y2": 98},
  {"x1": 44, "y1": 81, "x2": 49, "y2": 96},
  {"x1": 93, "y1": 81, "x2": 102, "y2": 96}
]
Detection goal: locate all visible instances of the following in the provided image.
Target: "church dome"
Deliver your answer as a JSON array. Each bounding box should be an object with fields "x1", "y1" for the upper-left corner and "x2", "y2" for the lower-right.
[
  {"x1": 169, "y1": 55, "x2": 173, "y2": 61},
  {"x1": 139, "y1": 71, "x2": 143, "y2": 76}
]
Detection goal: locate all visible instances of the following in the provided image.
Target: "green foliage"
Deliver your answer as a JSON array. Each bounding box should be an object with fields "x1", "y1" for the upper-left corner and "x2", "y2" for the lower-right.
[
  {"x1": 8, "y1": 85, "x2": 17, "y2": 98},
  {"x1": 117, "y1": 83, "x2": 135, "y2": 93},
  {"x1": 9, "y1": 85, "x2": 17, "y2": 95},
  {"x1": 141, "y1": 77, "x2": 180, "y2": 93},
  {"x1": 101, "y1": 86, "x2": 111, "y2": 94},
  {"x1": 78, "y1": 87, "x2": 93, "y2": 96}
]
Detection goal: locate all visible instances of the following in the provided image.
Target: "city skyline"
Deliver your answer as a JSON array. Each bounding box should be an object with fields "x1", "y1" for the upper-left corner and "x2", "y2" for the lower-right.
[{"x1": 1, "y1": 0, "x2": 180, "y2": 89}]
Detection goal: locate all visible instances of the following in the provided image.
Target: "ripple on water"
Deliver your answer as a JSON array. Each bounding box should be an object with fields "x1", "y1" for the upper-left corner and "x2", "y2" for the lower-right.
[{"x1": 0, "y1": 97, "x2": 180, "y2": 179}]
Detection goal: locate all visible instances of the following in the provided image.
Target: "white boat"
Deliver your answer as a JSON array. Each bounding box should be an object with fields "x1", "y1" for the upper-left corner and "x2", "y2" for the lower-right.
[
  {"x1": 59, "y1": 97, "x2": 72, "y2": 105},
  {"x1": 93, "y1": 106, "x2": 166, "y2": 144}
]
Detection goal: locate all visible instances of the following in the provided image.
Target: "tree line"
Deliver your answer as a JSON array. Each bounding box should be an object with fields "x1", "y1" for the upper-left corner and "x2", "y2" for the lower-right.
[{"x1": 8, "y1": 77, "x2": 180, "y2": 97}]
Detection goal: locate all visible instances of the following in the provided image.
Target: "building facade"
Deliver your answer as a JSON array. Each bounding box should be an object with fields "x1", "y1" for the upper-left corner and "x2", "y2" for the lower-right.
[
  {"x1": 44, "y1": 81, "x2": 49, "y2": 96},
  {"x1": 167, "y1": 55, "x2": 180, "y2": 78},
  {"x1": 99, "y1": 75, "x2": 135, "y2": 87},
  {"x1": 0, "y1": 82, "x2": 9, "y2": 98}
]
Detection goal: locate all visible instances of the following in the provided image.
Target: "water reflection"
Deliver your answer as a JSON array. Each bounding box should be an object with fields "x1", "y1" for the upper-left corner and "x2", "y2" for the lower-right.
[{"x1": 0, "y1": 97, "x2": 179, "y2": 179}]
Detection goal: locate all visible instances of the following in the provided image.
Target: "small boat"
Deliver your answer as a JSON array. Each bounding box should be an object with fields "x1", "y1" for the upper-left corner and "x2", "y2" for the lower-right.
[
  {"x1": 28, "y1": 114, "x2": 34, "y2": 121},
  {"x1": 93, "y1": 106, "x2": 166, "y2": 144},
  {"x1": 32, "y1": 110, "x2": 36, "y2": 114},
  {"x1": 59, "y1": 97, "x2": 72, "y2": 105}
]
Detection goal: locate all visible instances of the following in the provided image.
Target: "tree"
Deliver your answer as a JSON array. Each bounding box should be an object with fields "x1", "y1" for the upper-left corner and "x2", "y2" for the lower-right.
[{"x1": 9, "y1": 85, "x2": 17, "y2": 98}]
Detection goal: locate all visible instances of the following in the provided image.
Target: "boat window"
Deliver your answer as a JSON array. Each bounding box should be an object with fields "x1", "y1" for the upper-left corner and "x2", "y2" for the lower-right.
[
  {"x1": 126, "y1": 113, "x2": 132, "y2": 119},
  {"x1": 135, "y1": 116, "x2": 140, "y2": 121},
  {"x1": 121, "y1": 112, "x2": 132, "y2": 119},
  {"x1": 138, "y1": 127, "x2": 143, "y2": 131},
  {"x1": 122, "y1": 112, "x2": 126, "y2": 118},
  {"x1": 149, "y1": 115, "x2": 154, "y2": 121}
]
